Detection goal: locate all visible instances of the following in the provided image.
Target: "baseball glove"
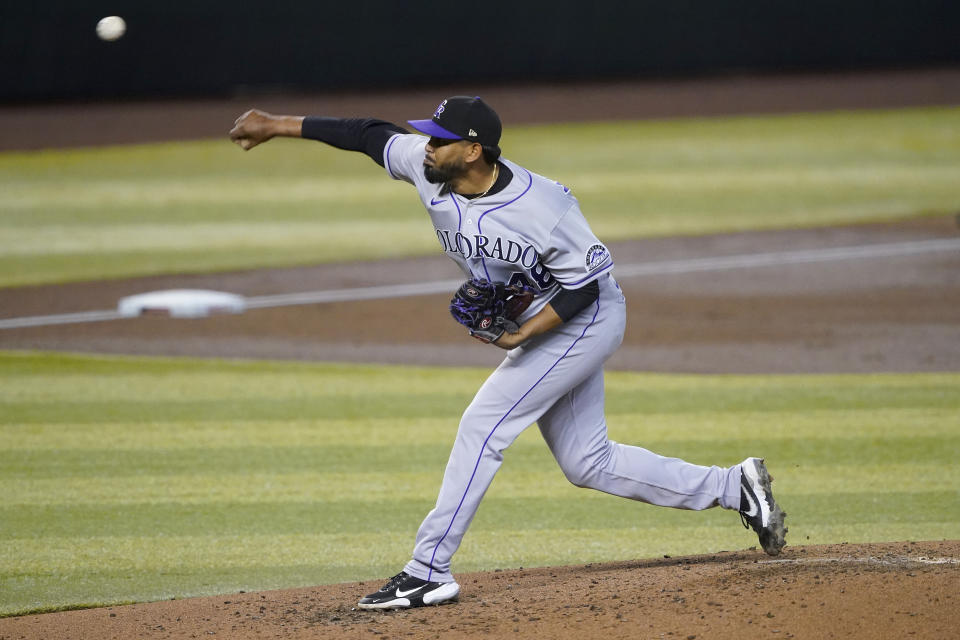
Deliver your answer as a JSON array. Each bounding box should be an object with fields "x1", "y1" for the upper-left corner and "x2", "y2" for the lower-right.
[{"x1": 450, "y1": 278, "x2": 535, "y2": 343}]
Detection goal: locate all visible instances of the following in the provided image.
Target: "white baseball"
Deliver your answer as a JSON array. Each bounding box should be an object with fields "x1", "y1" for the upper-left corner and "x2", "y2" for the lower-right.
[{"x1": 96, "y1": 16, "x2": 126, "y2": 42}]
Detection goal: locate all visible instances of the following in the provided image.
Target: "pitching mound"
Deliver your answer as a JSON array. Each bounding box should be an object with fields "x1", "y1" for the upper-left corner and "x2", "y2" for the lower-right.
[{"x1": 2, "y1": 541, "x2": 956, "y2": 639}]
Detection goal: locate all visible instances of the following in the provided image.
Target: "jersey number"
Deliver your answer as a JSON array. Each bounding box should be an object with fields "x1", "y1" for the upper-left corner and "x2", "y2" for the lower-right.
[{"x1": 509, "y1": 264, "x2": 553, "y2": 291}]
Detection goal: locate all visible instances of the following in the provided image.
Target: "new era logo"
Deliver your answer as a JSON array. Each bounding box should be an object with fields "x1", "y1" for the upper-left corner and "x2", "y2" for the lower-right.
[{"x1": 468, "y1": 129, "x2": 478, "y2": 137}]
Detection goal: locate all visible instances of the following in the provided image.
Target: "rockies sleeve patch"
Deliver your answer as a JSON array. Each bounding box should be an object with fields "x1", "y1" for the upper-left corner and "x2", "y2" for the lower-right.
[{"x1": 585, "y1": 244, "x2": 610, "y2": 271}]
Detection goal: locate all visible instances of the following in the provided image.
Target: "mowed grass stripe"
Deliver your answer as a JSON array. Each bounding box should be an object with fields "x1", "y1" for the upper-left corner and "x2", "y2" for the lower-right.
[
  {"x1": 3, "y1": 491, "x2": 955, "y2": 540},
  {"x1": 3, "y1": 167, "x2": 956, "y2": 253},
  {"x1": 9, "y1": 463, "x2": 955, "y2": 507},
  {"x1": 3, "y1": 350, "x2": 955, "y2": 399},
  {"x1": 3, "y1": 361, "x2": 956, "y2": 409},
  {"x1": 5, "y1": 381, "x2": 959, "y2": 424},
  {"x1": 0, "y1": 353, "x2": 488, "y2": 395},
  {"x1": 0, "y1": 240, "x2": 434, "y2": 289},
  {"x1": 5, "y1": 406, "x2": 957, "y2": 450},
  {"x1": 4, "y1": 163, "x2": 956, "y2": 216},
  {"x1": 2, "y1": 532, "x2": 412, "y2": 574},
  {"x1": 4, "y1": 435, "x2": 957, "y2": 479},
  {"x1": 0, "y1": 395, "x2": 467, "y2": 424}
]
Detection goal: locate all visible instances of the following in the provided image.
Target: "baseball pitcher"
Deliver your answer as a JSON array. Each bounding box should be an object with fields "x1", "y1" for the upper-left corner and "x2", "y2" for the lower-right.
[{"x1": 230, "y1": 96, "x2": 787, "y2": 609}]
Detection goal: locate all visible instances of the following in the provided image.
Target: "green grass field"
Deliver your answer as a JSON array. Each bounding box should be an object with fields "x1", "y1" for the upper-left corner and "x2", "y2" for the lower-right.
[
  {"x1": 1, "y1": 107, "x2": 959, "y2": 287},
  {"x1": 2, "y1": 351, "x2": 958, "y2": 616}
]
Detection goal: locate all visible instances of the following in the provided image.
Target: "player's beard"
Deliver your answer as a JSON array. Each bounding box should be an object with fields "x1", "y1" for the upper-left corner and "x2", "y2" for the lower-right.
[{"x1": 424, "y1": 158, "x2": 468, "y2": 195}]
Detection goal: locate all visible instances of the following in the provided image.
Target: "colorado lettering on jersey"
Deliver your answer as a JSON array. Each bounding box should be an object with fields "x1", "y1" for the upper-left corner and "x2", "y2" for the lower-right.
[{"x1": 436, "y1": 229, "x2": 540, "y2": 269}]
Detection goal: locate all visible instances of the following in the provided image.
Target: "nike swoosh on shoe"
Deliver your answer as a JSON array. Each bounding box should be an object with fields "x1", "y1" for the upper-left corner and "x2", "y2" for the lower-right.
[{"x1": 396, "y1": 586, "x2": 425, "y2": 598}]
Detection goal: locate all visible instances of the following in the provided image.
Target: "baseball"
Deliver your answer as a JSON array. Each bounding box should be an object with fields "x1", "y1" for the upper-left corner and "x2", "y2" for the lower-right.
[{"x1": 96, "y1": 16, "x2": 126, "y2": 42}]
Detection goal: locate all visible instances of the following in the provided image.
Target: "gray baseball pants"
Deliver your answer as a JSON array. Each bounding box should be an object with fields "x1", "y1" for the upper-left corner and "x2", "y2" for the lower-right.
[{"x1": 403, "y1": 275, "x2": 742, "y2": 583}]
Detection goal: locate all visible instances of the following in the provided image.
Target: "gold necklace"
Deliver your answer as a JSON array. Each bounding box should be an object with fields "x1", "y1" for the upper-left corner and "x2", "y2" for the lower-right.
[{"x1": 475, "y1": 164, "x2": 499, "y2": 199}]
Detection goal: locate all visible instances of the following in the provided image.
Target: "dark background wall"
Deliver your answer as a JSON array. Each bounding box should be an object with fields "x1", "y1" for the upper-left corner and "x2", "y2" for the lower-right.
[{"x1": 3, "y1": 0, "x2": 959, "y2": 102}]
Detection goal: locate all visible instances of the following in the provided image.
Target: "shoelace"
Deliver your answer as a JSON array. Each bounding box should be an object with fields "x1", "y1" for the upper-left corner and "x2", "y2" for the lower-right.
[{"x1": 382, "y1": 572, "x2": 408, "y2": 591}]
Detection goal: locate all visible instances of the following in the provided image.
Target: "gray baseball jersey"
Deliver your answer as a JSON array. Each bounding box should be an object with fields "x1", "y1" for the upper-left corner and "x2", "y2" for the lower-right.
[
  {"x1": 384, "y1": 134, "x2": 613, "y2": 322},
  {"x1": 384, "y1": 133, "x2": 742, "y2": 584}
]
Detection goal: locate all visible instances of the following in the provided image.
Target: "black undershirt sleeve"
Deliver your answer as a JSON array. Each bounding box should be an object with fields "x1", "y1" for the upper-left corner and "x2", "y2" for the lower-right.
[
  {"x1": 548, "y1": 279, "x2": 600, "y2": 322},
  {"x1": 301, "y1": 117, "x2": 406, "y2": 167}
]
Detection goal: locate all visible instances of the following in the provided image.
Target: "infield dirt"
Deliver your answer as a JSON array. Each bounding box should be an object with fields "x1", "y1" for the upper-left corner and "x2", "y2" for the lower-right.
[
  {"x1": 1, "y1": 541, "x2": 957, "y2": 639},
  {"x1": 1, "y1": 70, "x2": 958, "y2": 639}
]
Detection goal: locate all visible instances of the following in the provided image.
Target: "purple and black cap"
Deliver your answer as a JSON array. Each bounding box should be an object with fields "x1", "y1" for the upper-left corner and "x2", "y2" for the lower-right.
[{"x1": 408, "y1": 96, "x2": 502, "y2": 155}]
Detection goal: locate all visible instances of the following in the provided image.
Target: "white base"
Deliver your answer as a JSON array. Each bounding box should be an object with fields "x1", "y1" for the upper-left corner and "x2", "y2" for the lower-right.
[{"x1": 117, "y1": 289, "x2": 246, "y2": 318}]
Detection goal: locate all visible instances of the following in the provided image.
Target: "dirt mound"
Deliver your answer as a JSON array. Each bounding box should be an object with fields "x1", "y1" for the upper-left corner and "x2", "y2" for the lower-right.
[{"x1": 2, "y1": 541, "x2": 956, "y2": 639}]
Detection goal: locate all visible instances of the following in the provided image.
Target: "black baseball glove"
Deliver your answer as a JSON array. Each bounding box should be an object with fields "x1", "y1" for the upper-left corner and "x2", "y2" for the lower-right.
[{"x1": 450, "y1": 278, "x2": 535, "y2": 343}]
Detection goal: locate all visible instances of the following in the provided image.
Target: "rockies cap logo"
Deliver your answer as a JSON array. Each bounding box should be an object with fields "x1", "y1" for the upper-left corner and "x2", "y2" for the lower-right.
[{"x1": 407, "y1": 96, "x2": 503, "y2": 157}]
